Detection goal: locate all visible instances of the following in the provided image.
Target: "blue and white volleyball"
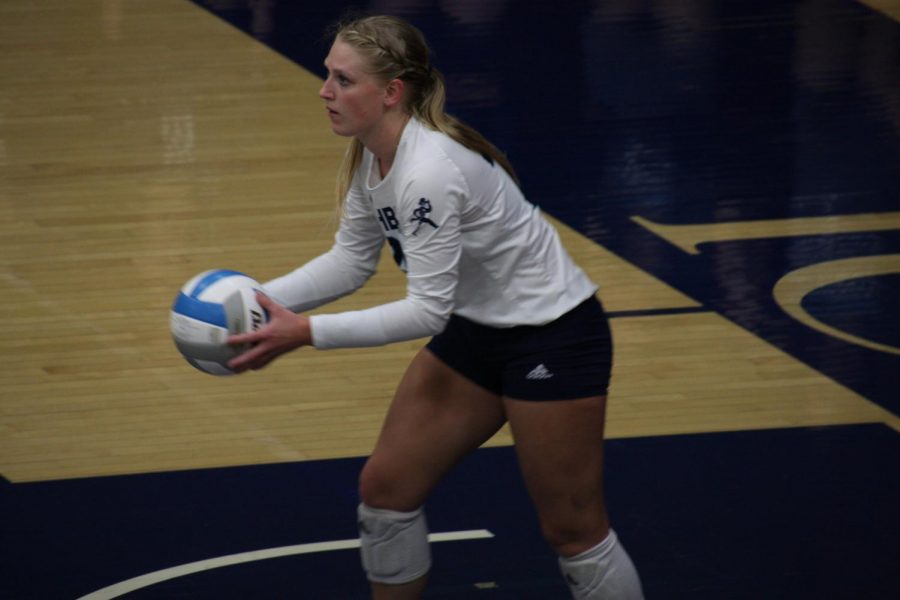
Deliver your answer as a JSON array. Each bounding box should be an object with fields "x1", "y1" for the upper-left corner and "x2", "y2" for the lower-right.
[{"x1": 170, "y1": 269, "x2": 267, "y2": 375}]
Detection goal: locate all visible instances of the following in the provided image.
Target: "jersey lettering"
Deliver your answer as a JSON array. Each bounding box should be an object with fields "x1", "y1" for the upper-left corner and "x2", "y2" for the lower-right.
[{"x1": 377, "y1": 207, "x2": 400, "y2": 231}]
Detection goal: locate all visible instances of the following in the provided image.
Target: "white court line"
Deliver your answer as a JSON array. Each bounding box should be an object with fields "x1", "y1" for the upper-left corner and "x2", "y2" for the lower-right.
[{"x1": 77, "y1": 529, "x2": 494, "y2": 599}]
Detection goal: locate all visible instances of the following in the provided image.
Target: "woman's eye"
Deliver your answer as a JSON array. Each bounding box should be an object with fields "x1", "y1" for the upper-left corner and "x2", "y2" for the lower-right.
[{"x1": 337, "y1": 75, "x2": 350, "y2": 86}]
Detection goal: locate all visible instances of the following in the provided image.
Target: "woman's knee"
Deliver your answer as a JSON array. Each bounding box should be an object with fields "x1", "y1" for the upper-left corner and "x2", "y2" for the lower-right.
[
  {"x1": 358, "y1": 456, "x2": 425, "y2": 511},
  {"x1": 358, "y1": 457, "x2": 393, "y2": 508},
  {"x1": 536, "y1": 497, "x2": 610, "y2": 557}
]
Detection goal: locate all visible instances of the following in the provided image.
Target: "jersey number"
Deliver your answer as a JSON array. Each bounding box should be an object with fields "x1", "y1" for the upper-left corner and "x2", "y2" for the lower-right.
[{"x1": 387, "y1": 237, "x2": 406, "y2": 271}]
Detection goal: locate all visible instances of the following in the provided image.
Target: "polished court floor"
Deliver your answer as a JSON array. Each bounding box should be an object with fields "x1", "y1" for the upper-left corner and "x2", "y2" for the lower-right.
[{"x1": 1, "y1": 0, "x2": 898, "y2": 598}]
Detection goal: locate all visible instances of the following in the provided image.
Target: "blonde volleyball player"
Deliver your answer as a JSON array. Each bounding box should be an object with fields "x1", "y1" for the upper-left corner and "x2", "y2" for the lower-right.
[{"x1": 228, "y1": 15, "x2": 643, "y2": 600}]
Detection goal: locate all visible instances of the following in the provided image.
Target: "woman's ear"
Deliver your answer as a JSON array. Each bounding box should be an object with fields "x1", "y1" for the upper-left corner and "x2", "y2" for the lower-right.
[{"x1": 383, "y1": 78, "x2": 406, "y2": 109}]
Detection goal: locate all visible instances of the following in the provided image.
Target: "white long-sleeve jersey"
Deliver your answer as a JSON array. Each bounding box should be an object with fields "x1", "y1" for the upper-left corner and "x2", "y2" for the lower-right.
[{"x1": 264, "y1": 118, "x2": 597, "y2": 349}]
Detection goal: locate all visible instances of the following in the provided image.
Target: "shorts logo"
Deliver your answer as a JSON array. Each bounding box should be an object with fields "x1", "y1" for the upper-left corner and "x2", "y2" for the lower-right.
[{"x1": 526, "y1": 364, "x2": 554, "y2": 380}]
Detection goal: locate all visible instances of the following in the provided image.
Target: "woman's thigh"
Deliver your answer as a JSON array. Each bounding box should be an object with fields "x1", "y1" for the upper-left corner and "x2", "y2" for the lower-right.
[{"x1": 359, "y1": 348, "x2": 507, "y2": 511}]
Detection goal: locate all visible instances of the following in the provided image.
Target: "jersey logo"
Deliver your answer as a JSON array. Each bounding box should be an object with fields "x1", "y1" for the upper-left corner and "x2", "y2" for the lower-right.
[{"x1": 410, "y1": 198, "x2": 438, "y2": 235}]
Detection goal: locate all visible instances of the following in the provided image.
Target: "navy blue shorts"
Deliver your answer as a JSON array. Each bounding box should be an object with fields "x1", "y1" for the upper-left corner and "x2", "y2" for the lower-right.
[{"x1": 425, "y1": 296, "x2": 613, "y2": 401}]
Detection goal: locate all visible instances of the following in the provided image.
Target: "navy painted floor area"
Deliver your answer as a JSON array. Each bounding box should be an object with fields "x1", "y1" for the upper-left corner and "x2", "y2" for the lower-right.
[
  {"x1": 192, "y1": 0, "x2": 900, "y2": 415},
  {"x1": 2, "y1": 424, "x2": 898, "y2": 599}
]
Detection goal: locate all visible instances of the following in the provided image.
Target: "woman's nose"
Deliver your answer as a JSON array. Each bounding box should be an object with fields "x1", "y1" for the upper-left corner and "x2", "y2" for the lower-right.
[{"x1": 319, "y1": 79, "x2": 332, "y2": 100}]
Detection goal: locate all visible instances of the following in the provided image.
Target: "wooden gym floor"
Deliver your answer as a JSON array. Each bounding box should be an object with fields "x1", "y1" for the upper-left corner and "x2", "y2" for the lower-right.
[{"x1": 1, "y1": 1, "x2": 898, "y2": 598}]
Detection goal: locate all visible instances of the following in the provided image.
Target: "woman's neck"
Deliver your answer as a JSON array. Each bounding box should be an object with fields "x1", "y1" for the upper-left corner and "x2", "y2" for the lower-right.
[{"x1": 362, "y1": 111, "x2": 411, "y2": 179}]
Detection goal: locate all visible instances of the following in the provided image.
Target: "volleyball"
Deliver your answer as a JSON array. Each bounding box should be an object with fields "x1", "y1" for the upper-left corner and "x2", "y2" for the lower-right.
[{"x1": 170, "y1": 269, "x2": 268, "y2": 375}]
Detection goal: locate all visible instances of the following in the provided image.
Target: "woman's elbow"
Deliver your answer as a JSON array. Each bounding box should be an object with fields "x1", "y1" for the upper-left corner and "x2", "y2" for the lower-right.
[{"x1": 414, "y1": 296, "x2": 454, "y2": 335}]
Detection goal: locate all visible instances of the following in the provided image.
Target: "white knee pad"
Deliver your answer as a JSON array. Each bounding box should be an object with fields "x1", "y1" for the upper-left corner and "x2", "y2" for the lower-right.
[
  {"x1": 358, "y1": 503, "x2": 431, "y2": 584},
  {"x1": 559, "y1": 530, "x2": 644, "y2": 600}
]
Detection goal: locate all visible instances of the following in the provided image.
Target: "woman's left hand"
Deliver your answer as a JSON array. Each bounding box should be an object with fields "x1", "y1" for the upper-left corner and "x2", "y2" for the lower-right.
[{"x1": 227, "y1": 292, "x2": 312, "y2": 373}]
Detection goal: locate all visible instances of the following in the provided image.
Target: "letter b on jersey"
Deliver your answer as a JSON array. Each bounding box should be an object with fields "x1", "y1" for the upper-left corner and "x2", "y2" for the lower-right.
[{"x1": 377, "y1": 207, "x2": 399, "y2": 231}]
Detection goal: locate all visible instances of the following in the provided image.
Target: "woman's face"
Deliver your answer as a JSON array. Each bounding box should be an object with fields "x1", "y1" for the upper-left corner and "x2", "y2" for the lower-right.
[{"x1": 319, "y1": 39, "x2": 388, "y2": 140}]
